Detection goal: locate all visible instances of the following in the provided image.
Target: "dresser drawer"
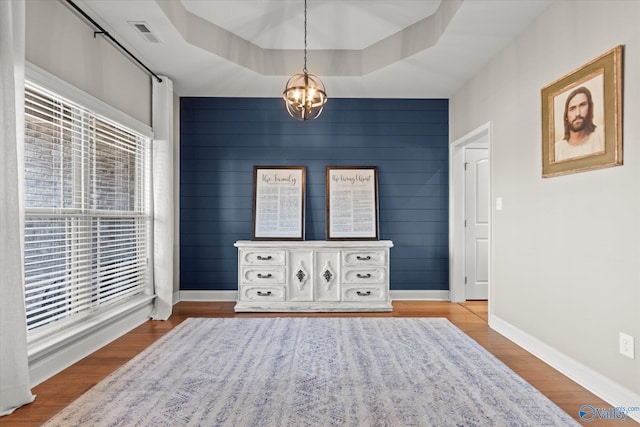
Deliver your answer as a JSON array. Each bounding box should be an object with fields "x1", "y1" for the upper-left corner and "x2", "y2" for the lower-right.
[
  {"x1": 343, "y1": 250, "x2": 386, "y2": 266},
  {"x1": 240, "y1": 285, "x2": 286, "y2": 301},
  {"x1": 342, "y1": 285, "x2": 387, "y2": 302},
  {"x1": 241, "y1": 267, "x2": 286, "y2": 284},
  {"x1": 343, "y1": 267, "x2": 386, "y2": 284},
  {"x1": 240, "y1": 249, "x2": 286, "y2": 265}
]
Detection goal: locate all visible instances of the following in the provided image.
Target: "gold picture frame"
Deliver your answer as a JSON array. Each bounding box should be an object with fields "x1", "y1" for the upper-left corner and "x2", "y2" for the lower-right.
[{"x1": 541, "y1": 45, "x2": 623, "y2": 178}]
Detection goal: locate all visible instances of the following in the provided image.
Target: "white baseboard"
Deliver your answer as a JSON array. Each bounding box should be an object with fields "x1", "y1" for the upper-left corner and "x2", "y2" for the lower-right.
[
  {"x1": 390, "y1": 290, "x2": 450, "y2": 300},
  {"x1": 179, "y1": 290, "x2": 237, "y2": 301},
  {"x1": 178, "y1": 289, "x2": 449, "y2": 302},
  {"x1": 490, "y1": 314, "x2": 640, "y2": 423}
]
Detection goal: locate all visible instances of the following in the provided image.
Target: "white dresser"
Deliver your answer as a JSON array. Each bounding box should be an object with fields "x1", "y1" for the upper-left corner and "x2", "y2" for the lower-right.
[{"x1": 234, "y1": 240, "x2": 393, "y2": 312}]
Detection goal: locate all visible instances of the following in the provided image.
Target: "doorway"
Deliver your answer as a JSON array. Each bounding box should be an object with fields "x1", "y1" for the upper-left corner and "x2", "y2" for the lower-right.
[{"x1": 449, "y1": 122, "x2": 491, "y2": 302}]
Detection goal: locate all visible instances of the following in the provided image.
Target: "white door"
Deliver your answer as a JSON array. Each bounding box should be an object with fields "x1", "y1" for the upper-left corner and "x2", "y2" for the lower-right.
[{"x1": 464, "y1": 148, "x2": 489, "y2": 300}]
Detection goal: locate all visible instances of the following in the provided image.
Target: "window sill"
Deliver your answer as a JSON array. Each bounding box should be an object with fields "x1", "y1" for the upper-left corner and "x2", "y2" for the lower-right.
[{"x1": 27, "y1": 294, "x2": 155, "y2": 386}]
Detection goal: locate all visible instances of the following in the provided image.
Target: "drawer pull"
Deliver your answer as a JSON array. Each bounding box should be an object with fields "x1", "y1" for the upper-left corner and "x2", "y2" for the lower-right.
[
  {"x1": 257, "y1": 255, "x2": 272, "y2": 261},
  {"x1": 356, "y1": 273, "x2": 372, "y2": 279},
  {"x1": 256, "y1": 291, "x2": 273, "y2": 297},
  {"x1": 356, "y1": 291, "x2": 372, "y2": 297},
  {"x1": 257, "y1": 273, "x2": 272, "y2": 279},
  {"x1": 357, "y1": 255, "x2": 371, "y2": 261}
]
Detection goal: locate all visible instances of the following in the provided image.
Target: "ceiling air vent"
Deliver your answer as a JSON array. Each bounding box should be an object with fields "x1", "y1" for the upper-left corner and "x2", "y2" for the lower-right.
[{"x1": 129, "y1": 21, "x2": 161, "y2": 43}]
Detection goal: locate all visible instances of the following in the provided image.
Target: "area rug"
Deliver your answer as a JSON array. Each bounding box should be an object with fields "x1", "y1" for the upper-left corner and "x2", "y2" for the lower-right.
[{"x1": 44, "y1": 317, "x2": 578, "y2": 426}]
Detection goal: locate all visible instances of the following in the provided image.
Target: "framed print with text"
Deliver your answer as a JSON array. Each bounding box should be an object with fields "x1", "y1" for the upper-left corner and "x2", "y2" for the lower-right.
[
  {"x1": 541, "y1": 45, "x2": 623, "y2": 178},
  {"x1": 252, "y1": 166, "x2": 306, "y2": 240},
  {"x1": 326, "y1": 166, "x2": 379, "y2": 240}
]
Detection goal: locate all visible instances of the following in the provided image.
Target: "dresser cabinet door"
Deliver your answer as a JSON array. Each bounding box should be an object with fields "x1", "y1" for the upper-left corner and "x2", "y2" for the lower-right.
[
  {"x1": 289, "y1": 250, "x2": 313, "y2": 301},
  {"x1": 314, "y1": 250, "x2": 340, "y2": 301}
]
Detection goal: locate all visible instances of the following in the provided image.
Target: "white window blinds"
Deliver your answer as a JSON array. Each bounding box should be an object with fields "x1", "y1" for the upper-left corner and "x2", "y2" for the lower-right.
[{"x1": 23, "y1": 82, "x2": 151, "y2": 331}]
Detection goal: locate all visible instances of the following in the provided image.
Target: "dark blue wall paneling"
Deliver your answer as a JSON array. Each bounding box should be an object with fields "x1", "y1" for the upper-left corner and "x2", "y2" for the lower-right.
[{"x1": 180, "y1": 97, "x2": 449, "y2": 291}]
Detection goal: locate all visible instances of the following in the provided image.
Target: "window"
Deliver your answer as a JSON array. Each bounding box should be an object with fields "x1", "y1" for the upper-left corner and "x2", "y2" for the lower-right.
[{"x1": 23, "y1": 82, "x2": 152, "y2": 332}]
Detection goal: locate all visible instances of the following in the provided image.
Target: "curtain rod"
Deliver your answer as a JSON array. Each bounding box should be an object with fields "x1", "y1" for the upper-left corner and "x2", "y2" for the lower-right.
[{"x1": 64, "y1": 0, "x2": 163, "y2": 83}]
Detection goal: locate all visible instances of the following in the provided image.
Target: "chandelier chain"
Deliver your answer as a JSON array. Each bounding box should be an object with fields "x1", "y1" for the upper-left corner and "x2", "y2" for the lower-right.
[
  {"x1": 282, "y1": 0, "x2": 326, "y2": 120},
  {"x1": 303, "y1": 0, "x2": 308, "y2": 74}
]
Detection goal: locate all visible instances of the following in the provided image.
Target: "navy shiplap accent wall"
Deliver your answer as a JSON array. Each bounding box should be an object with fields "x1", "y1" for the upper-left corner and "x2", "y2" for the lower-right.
[{"x1": 180, "y1": 97, "x2": 448, "y2": 291}]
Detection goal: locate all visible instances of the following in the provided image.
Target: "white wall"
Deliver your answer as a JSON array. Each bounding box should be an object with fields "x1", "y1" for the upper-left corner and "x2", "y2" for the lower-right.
[
  {"x1": 25, "y1": 0, "x2": 151, "y2": 126},
  {"x1": 451, "y1": 0, "x2": 639, "y2": 403}
]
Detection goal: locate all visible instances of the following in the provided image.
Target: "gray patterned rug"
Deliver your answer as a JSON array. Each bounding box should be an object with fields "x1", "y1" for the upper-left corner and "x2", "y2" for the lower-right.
[{"x1": 44, "y1": 317, "x2": 578, "y2": 426}]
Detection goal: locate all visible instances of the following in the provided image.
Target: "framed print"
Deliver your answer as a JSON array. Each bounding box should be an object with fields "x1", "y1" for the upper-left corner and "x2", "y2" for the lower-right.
[
  {"x1": 252, "y1": 166, "x2": 306, "y2": 240},
  {"x1": 541, "y1": 45, "x2": 623, "y2": 178},
  {"x1": 326, "y1": 166, "x2": 379, "y2": 240}
]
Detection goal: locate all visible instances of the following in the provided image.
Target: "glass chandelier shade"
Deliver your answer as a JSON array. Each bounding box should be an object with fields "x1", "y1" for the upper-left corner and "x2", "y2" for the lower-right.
[{"x1": 282, "y1": 0, "x2": 327, "y2": 121}]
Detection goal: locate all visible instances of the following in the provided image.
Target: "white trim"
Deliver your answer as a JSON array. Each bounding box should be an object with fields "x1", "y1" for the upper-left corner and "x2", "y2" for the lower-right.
[
  {"x1": 180, "y1": 290, "x2": 238, "y2": 301},
  {"x1": 490, "y1": 314, "x2": 640, "y2": 424},
  {"x1": 178, "y1": 290, "x2": 449, "y2": 302},
  {"x1": 25, "y1": 62, "x2": 153, "y2": 138},
  {"x1": 28, "y1": 296, "x2": 155, "y2": 387},
  {"x1": 449, "y1": 122, "x2": 492, "y2": 304},
  {"x1": 173, "y1": 291, "x2": 181, "y2": 305},
  {"x1": 390, "y1": 290, "x2": 449, "y2": 300}
]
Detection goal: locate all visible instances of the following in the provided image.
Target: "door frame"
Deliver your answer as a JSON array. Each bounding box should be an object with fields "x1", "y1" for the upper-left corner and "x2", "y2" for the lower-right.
[{"x1": 449, "y1": 122, "x2": 492, "y2": 303}]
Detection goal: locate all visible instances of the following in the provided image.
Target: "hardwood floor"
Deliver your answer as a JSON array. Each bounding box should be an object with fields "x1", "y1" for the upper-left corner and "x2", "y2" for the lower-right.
[{"x1": 2, "y1": 301, "x2": 635, "y2": 426}]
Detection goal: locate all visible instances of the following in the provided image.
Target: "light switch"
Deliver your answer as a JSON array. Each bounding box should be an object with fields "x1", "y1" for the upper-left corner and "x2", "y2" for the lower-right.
[{"x1": 496, "y1": 197, "x2": 503, "y2": 211}]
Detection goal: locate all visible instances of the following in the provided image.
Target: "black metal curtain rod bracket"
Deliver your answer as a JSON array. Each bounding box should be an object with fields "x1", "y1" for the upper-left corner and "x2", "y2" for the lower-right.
[{"x1": 64, "y1": 0, "x2": 163, "y2": 83}]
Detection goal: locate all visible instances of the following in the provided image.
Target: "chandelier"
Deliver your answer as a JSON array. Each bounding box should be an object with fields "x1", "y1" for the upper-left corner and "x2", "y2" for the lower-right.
[{"x1": 283, "y1": 0, "x2": 327, "y2": 120}]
